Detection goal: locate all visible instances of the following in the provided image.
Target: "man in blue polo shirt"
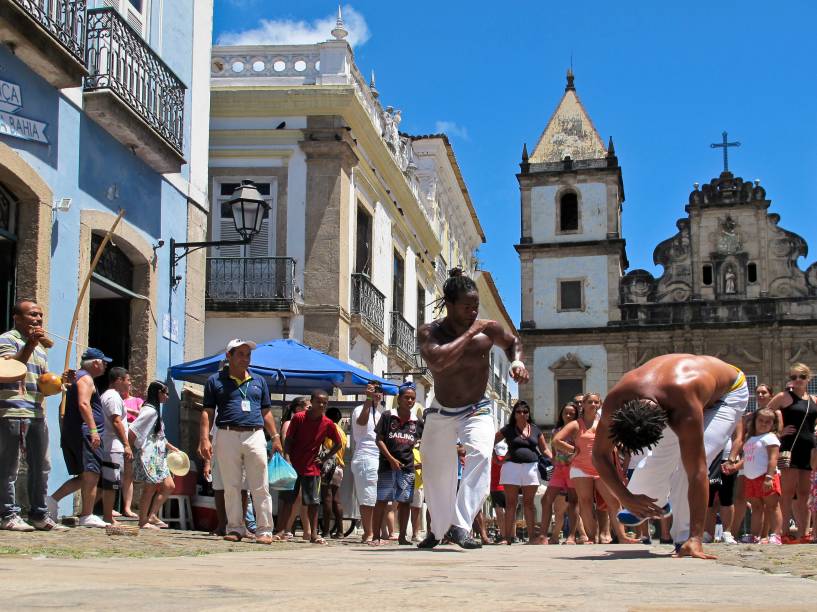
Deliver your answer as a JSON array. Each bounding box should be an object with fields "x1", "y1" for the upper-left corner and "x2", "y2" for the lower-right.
[{"x1": 198, "y1": 339, "x2": 282, "y2": 544}]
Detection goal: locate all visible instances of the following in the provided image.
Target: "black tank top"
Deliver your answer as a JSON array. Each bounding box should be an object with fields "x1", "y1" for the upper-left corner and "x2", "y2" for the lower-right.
[
  {"x1": 64, "y1": 370, "x2": 105, "y2": 434},
  {"x1": 780, "y1": 390, "x2": 816, "y2": 449}
]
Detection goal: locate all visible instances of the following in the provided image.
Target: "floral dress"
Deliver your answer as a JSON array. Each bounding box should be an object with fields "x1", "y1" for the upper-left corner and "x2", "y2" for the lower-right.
[{"x1": 131, "y1": 403, "x2": 170, "y2": 484}]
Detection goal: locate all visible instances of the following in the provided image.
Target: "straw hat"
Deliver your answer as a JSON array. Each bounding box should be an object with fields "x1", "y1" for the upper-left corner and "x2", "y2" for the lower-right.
[{"x1": 167, "y1": 450, "x2": 190, "y2": 476}]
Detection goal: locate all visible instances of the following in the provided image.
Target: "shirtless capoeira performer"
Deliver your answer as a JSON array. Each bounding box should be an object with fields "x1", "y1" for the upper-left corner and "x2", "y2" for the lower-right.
[
  {"x1": 593, "y1": 354, "x2": 747, "y2": 559},
  {"x1": 416, "y1": 269, "x2": 528, "y2": 549}
]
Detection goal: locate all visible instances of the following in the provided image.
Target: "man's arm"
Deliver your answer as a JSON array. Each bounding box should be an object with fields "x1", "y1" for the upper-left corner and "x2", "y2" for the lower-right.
[
  {"x1": 417, "y1": 320, "x2": 493, "y2": 373},
  {"x1": 262, "y1": 409, "x2": 283, "y2": 454},
  {"x1": 111, "y1": 414, "x2": 132, "y2": 461},
  {"x1": 3, "y1": 327, "x2": 44, "y2": 364},
  {"x1": 673, "y1": 407, "x2": 716, "y2": 559},
  {"x1": 484, "y1": 322, "x2": 529, "y2": 383},
  {"x1": 198, "y1": 407, "x2": 214, "y2": 460},
  {"x1": 593, "y1": 403, "x2": 663, "y2": 517},
  {"x1": 356, "y1": 384, "x2": 377, "y2": 426},
  {"x1": 77, "y1": 377, "x2": 101, "y2": 449}
]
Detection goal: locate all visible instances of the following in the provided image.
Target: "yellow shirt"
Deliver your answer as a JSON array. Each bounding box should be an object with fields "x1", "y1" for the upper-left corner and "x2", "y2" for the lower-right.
[
  {"x1": 324, "y1": 424, "x2": 347, "y2": 467},
  {"x1": 413, "y1": 447, "x2": 422, "y2": 489}
]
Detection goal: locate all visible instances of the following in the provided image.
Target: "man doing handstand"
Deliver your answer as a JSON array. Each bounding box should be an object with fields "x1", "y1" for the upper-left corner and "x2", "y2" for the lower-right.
[{"x1": 416, "y1": 269, "x2": 528, "y2": 549}]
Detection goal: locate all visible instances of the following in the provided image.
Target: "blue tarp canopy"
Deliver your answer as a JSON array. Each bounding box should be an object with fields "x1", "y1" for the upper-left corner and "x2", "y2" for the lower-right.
[{"x1": 169, "y1": 338, "x2": 399, "y2": 395}]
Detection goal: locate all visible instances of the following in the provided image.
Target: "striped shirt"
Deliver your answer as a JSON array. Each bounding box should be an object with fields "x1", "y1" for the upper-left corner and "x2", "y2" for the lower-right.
[{"x1": 0, "y1": 329, "x2": 48, "y2": 419}]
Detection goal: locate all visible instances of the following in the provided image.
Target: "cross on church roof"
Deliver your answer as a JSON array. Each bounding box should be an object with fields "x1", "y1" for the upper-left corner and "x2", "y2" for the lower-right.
[{"x1": 710, "y1": 131, "x2": 741, "y2": 173}]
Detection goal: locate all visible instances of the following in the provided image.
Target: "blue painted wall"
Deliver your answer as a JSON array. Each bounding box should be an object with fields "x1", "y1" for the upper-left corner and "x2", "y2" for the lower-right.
[{"x1": 0, "y1": 0, "x2": 197, "y2": 516}]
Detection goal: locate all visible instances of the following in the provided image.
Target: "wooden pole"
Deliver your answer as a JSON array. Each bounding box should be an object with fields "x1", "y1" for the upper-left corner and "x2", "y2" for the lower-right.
[{"x1": 59, "y1": 209, "x2": 126, "y2": 417}]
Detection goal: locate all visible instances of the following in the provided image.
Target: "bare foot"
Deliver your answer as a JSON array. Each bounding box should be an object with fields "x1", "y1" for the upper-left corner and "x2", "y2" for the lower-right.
[
  {"x1": 617, "y1": 535, "x2": 641, "y2": 544},
  {"x1": 122, "y1": 511, "x2": 139, "y2": 518},
  {"x1": 527, "y1": 535, "x2": 547, "y2": 545}
]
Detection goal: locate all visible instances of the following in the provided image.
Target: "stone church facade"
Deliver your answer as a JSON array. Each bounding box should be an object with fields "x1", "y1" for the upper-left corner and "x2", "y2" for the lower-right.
[{"x1": 516, "y1": 71, "x2": 817, "y2": 425}]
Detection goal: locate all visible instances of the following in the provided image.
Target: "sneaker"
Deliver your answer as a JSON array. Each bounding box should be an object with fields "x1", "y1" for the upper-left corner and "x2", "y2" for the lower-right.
[
  {"x1": 45, "y1": 495, "x2": 59, "y2": 520},
  {"x1": 78, "y1": 514, "x2": 109, "y2": 528},
  {"x1": 702, "y1": 531, "x2": 713, "y2": 544},
  {"x1": 721, "y1": 531, "x2": 738, "y2": 545},
  {"x1": 766, "y1": 534, "x2": 782, "y2": 545},
  {"x1": 447, "y1": 526, "x2": 483, "y2": 550},
  {"x1": 0, "y1": 515, "x2": 35, "y2": 532},
  {"x1": 617, "y1": 502, "x2": 672, "y2": 527},
  {"x1": 740, "y1": 534, "x2": 759, "y2": 544},
  {"x1": 417, "y1": 532, "x2": 440, "y2": 549},
  {"x1": 31, "y1": 516, "x2": 69, "y2": 532}
]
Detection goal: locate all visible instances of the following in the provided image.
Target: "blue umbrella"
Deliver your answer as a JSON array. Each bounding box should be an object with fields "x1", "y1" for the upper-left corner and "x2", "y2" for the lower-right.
[{"x1": 169, "y1": 338, "x2": 399, "y2": 395}]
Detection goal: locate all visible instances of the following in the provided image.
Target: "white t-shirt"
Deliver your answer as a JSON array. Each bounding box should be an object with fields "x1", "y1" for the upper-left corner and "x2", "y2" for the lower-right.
[
  {"x1": 100, "y1": 388, "x2": 127, "y2": 453},
  {"x1": 351, "y1": 403, "x2": 381, "y2": 459},
  {"x1": 742, "y1": 432, "x2": 780, "y2": 479},
  {"x1": 130, "y1": 403, "x2": 160, "y2": 450}
]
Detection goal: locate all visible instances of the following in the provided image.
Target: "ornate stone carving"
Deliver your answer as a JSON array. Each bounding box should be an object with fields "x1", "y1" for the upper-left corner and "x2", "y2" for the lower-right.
[
  {"x1": 549, "y1": 353, "x2": 590, "y2": 375},
  {"x1": 716, "y1": 216, "x2": 742, "y2": 255},
  {"x1": 724, "y1": 265, "x2": 737, "y2": 294}
]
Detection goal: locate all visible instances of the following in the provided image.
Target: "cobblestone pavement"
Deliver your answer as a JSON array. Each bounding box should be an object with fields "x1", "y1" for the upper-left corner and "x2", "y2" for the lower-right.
[{"x1": 1, "y1": 530, "x2": 817, "y2": 610}]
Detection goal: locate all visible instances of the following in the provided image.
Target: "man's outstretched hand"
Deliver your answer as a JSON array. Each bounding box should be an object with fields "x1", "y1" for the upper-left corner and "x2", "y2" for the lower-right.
[
  {"x1": 622, "y1": 492, "x2": 664, "y2": 519},
  {"x1": 674, "y1": 538, "x2": 717, "y2": 560}
]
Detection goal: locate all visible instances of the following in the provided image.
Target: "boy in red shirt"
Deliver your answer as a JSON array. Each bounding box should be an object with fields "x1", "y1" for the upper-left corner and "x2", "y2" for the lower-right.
[{"x1": 284, "y1": 389, "x2": 341, "y2": 544}]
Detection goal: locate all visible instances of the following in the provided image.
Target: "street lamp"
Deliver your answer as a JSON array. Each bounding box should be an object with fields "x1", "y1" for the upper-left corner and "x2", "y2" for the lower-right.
[{"x1": 169, "y1": 180, "x2": 269, "y2": 287}]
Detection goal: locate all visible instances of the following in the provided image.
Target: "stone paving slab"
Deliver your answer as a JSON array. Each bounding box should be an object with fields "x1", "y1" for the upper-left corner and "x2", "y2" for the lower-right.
[{"x1": 1, "y1": 534, "x2": 816, "y2": 611}]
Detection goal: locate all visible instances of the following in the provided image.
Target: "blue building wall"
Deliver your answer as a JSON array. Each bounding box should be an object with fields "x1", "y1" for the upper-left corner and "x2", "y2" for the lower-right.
[{"x1": 0, "y1": 0, "x2": 196, "y2": 516}]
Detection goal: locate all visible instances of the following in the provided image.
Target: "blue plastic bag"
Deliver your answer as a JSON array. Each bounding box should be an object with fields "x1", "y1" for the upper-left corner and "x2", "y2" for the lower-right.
[{"x1": 268, "y1": 452, "x2": 297, "y2": 491}]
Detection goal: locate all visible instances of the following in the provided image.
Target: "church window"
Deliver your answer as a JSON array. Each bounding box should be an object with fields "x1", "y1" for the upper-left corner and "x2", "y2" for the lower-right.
[
  {"x1": 558, "y1": 192, "x2": 579, "y2": 233},
  {"x1": 702, "y1": 264, "x2": 713, "y2": 286},
  {"x1": 557, "y1": 379, "x2": 584, "y2": 408},
  {"x1": 558, "y1": 279, "x2": 583, "y2": 311},
  {"x1": 747, "y1": 263, "x2": 758, "y2": 284}
]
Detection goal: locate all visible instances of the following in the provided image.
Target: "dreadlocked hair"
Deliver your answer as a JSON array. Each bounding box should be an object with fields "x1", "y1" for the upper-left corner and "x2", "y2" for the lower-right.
[
  {"x1": 432, "y1": 267, "x2": 478, "y2": 315},
  {"x1": 608, "y1": 399, "x2": 667, "y2": 455}
]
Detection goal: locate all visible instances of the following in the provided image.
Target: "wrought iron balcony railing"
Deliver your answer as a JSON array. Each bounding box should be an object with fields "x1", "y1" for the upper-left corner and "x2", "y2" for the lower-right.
[
  {"x1": 12, "y1": 0, "x2": 87, "y2": 65},
  {"x1": 351, "y1": 273, "x2": 385, "y2": 335},
  {"x1": 206, "y1": 257, "x2": 296, "y2": 311},
  {"x1": 390, "y1": 311, "x2": 416, "y2": 363},
  {"x1": 84, "y1": 7, "x2": 185, "y2": 154}
]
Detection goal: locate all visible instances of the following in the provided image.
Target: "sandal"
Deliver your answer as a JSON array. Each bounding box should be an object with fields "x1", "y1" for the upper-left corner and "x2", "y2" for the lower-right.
[
  {"x1": 367, "y1": 539, "x2": 383, "y2": 547},
  {"x1": 311, "y1": 536, "x2": 328, "y2": 545}
]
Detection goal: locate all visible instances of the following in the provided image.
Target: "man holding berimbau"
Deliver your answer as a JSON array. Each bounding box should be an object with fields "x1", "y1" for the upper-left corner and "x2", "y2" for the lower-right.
[{"x1": 0, "y1": 299, "x2": 66, "y2": 531}]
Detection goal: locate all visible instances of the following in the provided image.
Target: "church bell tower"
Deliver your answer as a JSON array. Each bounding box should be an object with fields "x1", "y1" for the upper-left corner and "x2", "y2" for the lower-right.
[{"x1": 515, "y1": 70, "x2": 628, "y2": 424}]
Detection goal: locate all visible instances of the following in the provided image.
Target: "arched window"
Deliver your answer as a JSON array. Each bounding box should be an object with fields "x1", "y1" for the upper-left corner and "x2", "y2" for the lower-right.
[{"x1": 558, "y1": 192, "x2": 579, "y2": 232}]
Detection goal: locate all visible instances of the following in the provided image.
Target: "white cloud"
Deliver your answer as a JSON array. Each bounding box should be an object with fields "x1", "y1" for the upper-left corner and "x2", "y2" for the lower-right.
[
  {"x1": 217, "y1": 5, "x2": 371, "y2": 48},
  {"x1": 434, "y1": 120, "x2": 469, "y2": 141}
]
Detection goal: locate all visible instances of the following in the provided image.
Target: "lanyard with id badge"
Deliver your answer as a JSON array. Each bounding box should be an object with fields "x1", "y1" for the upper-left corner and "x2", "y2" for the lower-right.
[{"x1": 237, "y1": 379, "x2": 252, "y2": 412}]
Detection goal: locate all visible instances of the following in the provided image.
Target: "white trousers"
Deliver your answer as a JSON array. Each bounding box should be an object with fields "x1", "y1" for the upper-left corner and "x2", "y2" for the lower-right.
[
  {"x1": 213, "y1": 429, "x2": 273, "y2": 536},
  {"x1": 627, "y1": 381, "x2": 748, "y2": 543},
  {"x1": 422, "y1": 407, "x2": 495, "y2": 537}
]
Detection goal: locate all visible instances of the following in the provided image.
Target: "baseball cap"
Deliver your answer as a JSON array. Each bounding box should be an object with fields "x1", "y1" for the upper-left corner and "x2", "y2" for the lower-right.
[
  {"x1": 494, "y1": 441, "x2": 508, "y2": 457},
  {"x1": 225, "y1": 338, "x2": 257, "y2": 353},
  {"x1": 81, "y1": 347, "x2": 112, "y2": 363}
]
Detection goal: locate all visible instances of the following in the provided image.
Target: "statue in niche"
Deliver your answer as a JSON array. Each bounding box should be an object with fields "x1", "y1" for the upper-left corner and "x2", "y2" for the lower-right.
[{"x1": 724, "y1": 265, "x2": 737, "y2": 294}]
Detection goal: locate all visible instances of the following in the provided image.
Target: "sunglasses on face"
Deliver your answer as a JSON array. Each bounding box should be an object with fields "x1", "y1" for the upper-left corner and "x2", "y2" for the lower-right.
[{"x1": 789, "y1": 374, "x2": 809, "y2": 381}]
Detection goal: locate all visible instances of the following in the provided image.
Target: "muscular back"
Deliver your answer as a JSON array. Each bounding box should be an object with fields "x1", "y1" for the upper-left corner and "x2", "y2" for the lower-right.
[{"x1": 606, "y1": 354, "x2": 740, "y2": 419}]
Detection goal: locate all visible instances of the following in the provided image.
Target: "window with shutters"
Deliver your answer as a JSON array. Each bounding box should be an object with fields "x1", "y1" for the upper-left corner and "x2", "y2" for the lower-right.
[
  {"x1": 416, "y1": 283, "x2": 426, "y2": 327},
  {"x1": 393, "y1": 250, "x2": 405, "y2": 315},
  {"x1": 355, "y1": 206, "x2": 372, "y2": 275},
  {"x1": 211, "y1": 179, "x2": 275, "y2": 258},
  {"x1": 100, "y1": 0, "x2": 150, "y2": 38}
]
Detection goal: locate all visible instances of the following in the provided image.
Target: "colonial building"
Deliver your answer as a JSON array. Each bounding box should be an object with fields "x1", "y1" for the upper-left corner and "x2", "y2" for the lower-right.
[
  {"x1": 516, "y1": 71, "x2": 817, "y2": 425},
  {"x1": 0, "y1": 0, "x2": 212, "y2": 510},
  {"x1": 199, "y1": 11, "x2": 514, "y2": 418}
]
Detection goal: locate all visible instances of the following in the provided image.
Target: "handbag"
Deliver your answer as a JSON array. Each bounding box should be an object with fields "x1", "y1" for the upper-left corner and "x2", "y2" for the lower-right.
[
  {"x1": 778, "y1": 396, "x2": 811, "y2": 470},
  {"x1": 537, "y1": 452, "x2": 554, "y2": 481}
]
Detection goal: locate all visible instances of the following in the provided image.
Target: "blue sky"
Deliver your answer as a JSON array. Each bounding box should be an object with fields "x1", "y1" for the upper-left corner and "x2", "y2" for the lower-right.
[{"x1": 214, "y1": 1, "x2": 817, "y2": 324}]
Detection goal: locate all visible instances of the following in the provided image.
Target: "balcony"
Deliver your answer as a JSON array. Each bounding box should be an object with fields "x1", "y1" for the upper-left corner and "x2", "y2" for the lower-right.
[
  {"x1": 350, "y1": 273, "x2": 385, "y2": 345},
  {"x1": 83, "y1": 7, "x2": 185, "y2": 173},
  {"x1": 206, "y1": 256, "x2": 296, "y2": 313},
  {"x1": 0, "y1": 0, "x2": 88, "y2": 88},
  {"x1": 389, "y1": 311, "x2": 416, "y2": 369}
]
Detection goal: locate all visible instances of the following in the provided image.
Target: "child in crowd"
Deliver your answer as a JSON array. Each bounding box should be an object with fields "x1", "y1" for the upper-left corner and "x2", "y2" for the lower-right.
[{"x1": 737, "y1": 407, "x2": 783, "y2": 544}]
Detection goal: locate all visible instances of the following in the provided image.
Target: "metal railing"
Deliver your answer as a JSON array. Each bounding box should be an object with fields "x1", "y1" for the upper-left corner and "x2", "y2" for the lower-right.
[
  {"x1": 351, "y1": 273, "x2": 385, "y2": 335},
  {"x1": 206, "y1": 257, "x2": 295, "y2": 306},
  {"x1": 13, "y1": 0, "x2": 87, "y2": 64},
  {"x1": 84, "y1": 7, "x2": 185, "y2": 154},
  {"x1": 390, "y1": 311, "x2": 416, "y2": 361}
]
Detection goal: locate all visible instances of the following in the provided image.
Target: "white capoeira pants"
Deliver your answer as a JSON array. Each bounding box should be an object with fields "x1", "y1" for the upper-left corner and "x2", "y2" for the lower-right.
[
  {"x1": 627, "y1": 378, "x2": 748, "y2": 543},
  {"x1": 421, "y1": 398, "x2": 495, "y2": 538}
]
